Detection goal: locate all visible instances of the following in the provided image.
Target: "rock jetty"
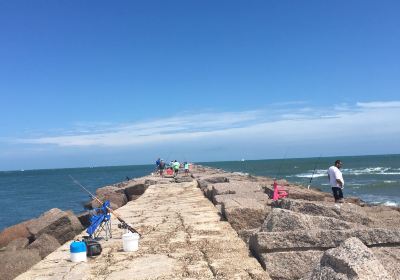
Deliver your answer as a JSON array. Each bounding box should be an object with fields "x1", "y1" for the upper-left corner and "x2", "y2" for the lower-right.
[{"x1": 0, "y1": 164, "x2": 399, "y2": 279}]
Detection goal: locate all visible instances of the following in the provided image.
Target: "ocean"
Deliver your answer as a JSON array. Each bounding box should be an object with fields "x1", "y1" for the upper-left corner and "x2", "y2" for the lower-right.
[{"x1": 1, "y1": 154, "x2": 399, "y2": 231}]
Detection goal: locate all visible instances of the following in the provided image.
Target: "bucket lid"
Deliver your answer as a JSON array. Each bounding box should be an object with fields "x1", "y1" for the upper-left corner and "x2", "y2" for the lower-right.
[
  {"x1": 70, "y1": 241, "x2": 86, "y2": 253},
  {"x1": 123, "y1": 232, "x2": 139, "y2": 239}
]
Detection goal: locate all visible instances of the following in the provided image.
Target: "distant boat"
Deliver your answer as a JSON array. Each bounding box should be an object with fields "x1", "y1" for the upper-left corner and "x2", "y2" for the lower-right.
[
  {"x1": 241, "y1": 158, "x2": 245, "y2": 162},
  {"x1": 20, "y1": 169, "x2": 24, "y2": 172}
]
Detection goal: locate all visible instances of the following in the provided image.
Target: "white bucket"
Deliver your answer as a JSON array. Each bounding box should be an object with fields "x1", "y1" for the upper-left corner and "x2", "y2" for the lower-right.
[
  {"x1": 70, "y1": 241, "x2": 87, "y2": 262},
  {"x1": 122, "y1": 232, "x2": 140, "y2": 252},
  {"x1": 70, "y1": 251, "x2": 87, "y2": 262}
]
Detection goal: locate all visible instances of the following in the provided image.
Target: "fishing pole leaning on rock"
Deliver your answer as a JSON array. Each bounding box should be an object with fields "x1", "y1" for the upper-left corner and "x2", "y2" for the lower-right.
[{"x1": 69, "y1": 175, "x2": 141, "y2": 237}]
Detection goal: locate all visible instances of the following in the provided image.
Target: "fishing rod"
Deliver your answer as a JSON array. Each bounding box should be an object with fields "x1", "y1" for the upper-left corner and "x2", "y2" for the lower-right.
[
  {"x1": 69, "y1": 175, "x2": 141, "y2": 236},
  {"x1": 307, "y1": 155, "x2": 321, "y2": 189},
  {"x1": 274, "y1": 150, "x2": 288, "y2": 182}
]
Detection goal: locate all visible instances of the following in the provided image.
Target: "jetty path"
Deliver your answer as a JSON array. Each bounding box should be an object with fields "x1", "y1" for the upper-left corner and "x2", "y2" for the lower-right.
[{"x1": 16, "y1": 180, "x2": 270, "y2": 280}]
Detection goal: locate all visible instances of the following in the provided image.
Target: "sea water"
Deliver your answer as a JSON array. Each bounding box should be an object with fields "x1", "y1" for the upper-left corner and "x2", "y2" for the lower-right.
[
  {"x1": 203, "y1": 154, "x2": 400, "y2": 207},
  {"x1": 0, "y1": 154, "x2": 399, "y2": 231},
  {"x1": 0, "y1": 165, "x2": 154, "y2": 231}
]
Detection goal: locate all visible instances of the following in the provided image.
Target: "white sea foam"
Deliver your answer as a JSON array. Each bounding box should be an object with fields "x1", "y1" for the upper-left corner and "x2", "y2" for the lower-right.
[
  {"x1": 384, "y1": 180, "x2": 397, "y2": 183},
  {"x1": 341, "y1": 167, "x2": 400, "y2": 176},
  {"x1": 295, "y1": 173, "x2": 326, "y2": 178},
  {"x1": 232, "y1": 171, "x2": 249, "y2": 176},
  {"x1": 383, "y1": 201, "x2": 399, "y2": 207}
]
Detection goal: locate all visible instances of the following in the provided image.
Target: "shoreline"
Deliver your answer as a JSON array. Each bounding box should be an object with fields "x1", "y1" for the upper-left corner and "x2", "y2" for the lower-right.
[{"x1": 1, "y1": 164, "x2": 400, "y2": 279}]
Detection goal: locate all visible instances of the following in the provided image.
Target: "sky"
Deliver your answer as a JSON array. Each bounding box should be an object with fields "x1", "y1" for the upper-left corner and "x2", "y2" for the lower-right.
[{"x1": 0, "y1": 1, "x2": 399, "y2": 170}]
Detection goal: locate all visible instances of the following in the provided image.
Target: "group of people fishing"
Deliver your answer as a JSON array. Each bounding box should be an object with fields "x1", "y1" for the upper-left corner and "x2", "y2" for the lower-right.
[
  {"x1": 155, "y1": 157, "x2": 345, "y2": 202},
  {"x1": 155, "y1": 158, "x2": 190, "y2": 177}
]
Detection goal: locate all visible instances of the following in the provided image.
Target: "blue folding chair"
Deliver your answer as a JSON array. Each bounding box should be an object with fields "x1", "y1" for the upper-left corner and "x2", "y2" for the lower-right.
[{"x1": 87, "y1": 200, "x2": 112, "y2": 240}]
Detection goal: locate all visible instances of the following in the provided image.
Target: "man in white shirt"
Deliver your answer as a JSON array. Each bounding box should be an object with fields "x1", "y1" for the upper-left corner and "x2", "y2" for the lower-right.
[{"x1": 327, "y1": 160, "x2": 344, "y2": 203}]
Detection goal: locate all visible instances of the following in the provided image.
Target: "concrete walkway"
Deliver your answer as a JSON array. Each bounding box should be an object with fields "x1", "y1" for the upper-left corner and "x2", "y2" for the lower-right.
[{"x1": 16, "y1": 181, "x2": 270, "y2": 280}]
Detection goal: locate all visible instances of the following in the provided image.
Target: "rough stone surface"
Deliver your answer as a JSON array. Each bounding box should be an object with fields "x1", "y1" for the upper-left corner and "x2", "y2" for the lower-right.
[
  {"x1": 0, "y1": 249, "x2": 41, "y2": 280},
  {"x1": 4, "y1": 237, "x2": 29, "y2": 251},
  {"x1": 66, "y1": 211, "x2": 85, "y2": 234},
  {"x1": 371, "y1": 247, "x2": 400, "y2": 279},
  {"x1": 77, "y1": 212, "x2": 91, "y2": 228},
  {"x1": 197, "y1": 179, "x2": 208, "y2": 190},
  {"x1": 260, "y1": 251, "x2": 324, "y2": 280},
  {"x1": 27, "y1": 234, "x2": 61, "y2": 259},
  {"x1": 203, "y1": 176, "x2": 230, "y2": 184},
  {"x1": 262, "y1": 208, "x2": 361, "y2": 232},
  {"x1": 211, "y1": 181, "x2": 264, "y2": 196},
  {"x1": 16, "y1": 181, "x2": 271, "y2": 280},
  {"x1": 123, "y1": 183, "x2": 147, "y2": 200},
  {"x1": 89, "y1": 188, "x2": 128, "y2": 210},
  {"x1": 250, "y1": 228, "x2": 400, "y2": 253},
  {"x1": 238, "y1": 228, "x2": 260, "y2": 245},
  {"x1": 274, "y1": 199, "x2": 371, "y2": 225},
  {"x1": 174, "y1": 176, "x2": 194, "y2": 183},
  {"x1": 222, "y1": 196, "x2": 269, "y2": 231},
  {"x1": 250, "y1": 228, "x2": 400, "y2": 280},
  {"x1": 309, "y1": 237, "x2": 393, "y2": 280},
  {"x1": 0, "y1": 221, "x2": 33, "y2": 248},
  {"x1": 363, "y1": 205, "x2": 400, "y2": 229},
  {"x1": 27, "y1": 208, "x2": 81, "y2": 244}
]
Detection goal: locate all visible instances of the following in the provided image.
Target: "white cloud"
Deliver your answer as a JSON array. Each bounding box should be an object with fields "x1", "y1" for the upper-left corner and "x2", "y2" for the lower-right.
[
  {"x1": 16, "y1": 102, "x2": 400, "y2": 152},
  {"x1": 356, "y1": 101, "x2": 400, "y2": 108}
]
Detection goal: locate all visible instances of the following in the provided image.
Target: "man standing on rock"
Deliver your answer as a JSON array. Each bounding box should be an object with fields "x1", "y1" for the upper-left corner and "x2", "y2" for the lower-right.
[{"x1": 328, "y1": 160, "x2": 344, "y2": 203}]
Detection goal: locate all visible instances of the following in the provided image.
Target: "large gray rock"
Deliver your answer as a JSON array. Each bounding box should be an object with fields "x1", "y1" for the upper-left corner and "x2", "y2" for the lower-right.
[
  {"x1": 197, "y1": 179, "x2": 208, "y2": 190},
  {"x1": 144, "y1": 178, "x2": 174, "y2": 185},
  {"x1": 0, "y1": 249, "x2": 41, "y2": 280},
  {"x1": 203, "y1": 176, "x2": 230, "y2": 184},
  {"x1": 250, "y1": 228, "x2": 400, "y2": 253},
  {"x1": 260, "y1": 251, "x2": 323, "y2": 280},
  {"x1": 28, "y1": 234, "x2": 61, "y2": 259},
  {"x1": 123, "y1": 183, "x2": 147, "y2": 200},
  {"x1": 262, "y1": 208, "x2": 361, "y2": 232},
  {"x1": 66, "y1": 211, "x2": 85, "y2": 234},
  {"x1": 211, "y1": 181, "x2": 264, "y2": 196},
  {"x1": 0, "y1": 221, "x2": 33, "y2": 248},
  {"x1": 174, "y1": 176, "x2": 194, "y2": 183},
  {"x1": 221, "y1": 195, "x2": 270, "y2": 231},
  {"x1": 274, "y1": 199, "x2": 371, "y2": 225},
  {"x1": 4, "y1": 238, "x2": 29, "y2": 251},
  {"x1": 238, "y1": 228, "x2": 260, "y2": 245},
  {"x1": 77, "y1": 211, "x2": 91, "y2": 228},
  {"x1": 27, "y1": 208, "x2": 82, "y2": 244},
  {"x1": 371, "y1": 247, "x2": 400, "y2": 279},
  {"x1": 250, "y1": 228, "x2": 400, "y2": 280},
  {"x1": 309, "y1": 237, "x2": 393, "y2": 280},
  {"x1": 89, "y1": 185, "x2": 128, "y2": 209}
]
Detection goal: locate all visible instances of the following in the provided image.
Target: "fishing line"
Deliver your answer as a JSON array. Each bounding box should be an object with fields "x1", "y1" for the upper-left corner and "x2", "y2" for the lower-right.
[
  {"x1": 275, "y1": 149, "x2": 288, "y2": 181},
  {"x1": 307, "y1": 154, "x2": 322, "y2": 189}
]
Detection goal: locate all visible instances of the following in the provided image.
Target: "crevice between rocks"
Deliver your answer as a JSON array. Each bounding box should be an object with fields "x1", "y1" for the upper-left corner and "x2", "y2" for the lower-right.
[{"x1": 200, "y1": 248, "x2": 218, "y2": 278}]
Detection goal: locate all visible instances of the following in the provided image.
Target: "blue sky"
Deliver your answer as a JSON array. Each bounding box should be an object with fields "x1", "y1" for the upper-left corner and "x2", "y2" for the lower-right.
[{"x1": 1, "y1": 1, "x2": 399, "y2": 170}]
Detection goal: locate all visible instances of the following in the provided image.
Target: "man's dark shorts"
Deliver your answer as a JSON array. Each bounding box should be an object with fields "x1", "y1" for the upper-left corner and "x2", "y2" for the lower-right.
[{"x1": 332, "y1": 187, "x2": 343, "y2": 202}]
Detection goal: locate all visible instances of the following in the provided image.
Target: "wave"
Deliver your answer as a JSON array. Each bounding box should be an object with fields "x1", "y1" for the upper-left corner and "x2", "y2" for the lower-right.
[
  {"x1": 341, "y1": 167, "x2": 400, "y2": 176},
  {"x1": 384, "y1": 180, "x2": 397, "y2": 183},
  {"x1": 358, "y1": 194, "x2": 400, "y2": 207},
  {"x1": 383, "y1": 201, "x2": 399, "y2": 207},
  {"x1": 232, "y1": 171, "x2": 249, "y2": 176},
  {"x1": 294, "y1": 173, "x2": 326, "y2": 178},
  {"x1": 293, "y1": 166, "x2": 400, "y2": 179}
]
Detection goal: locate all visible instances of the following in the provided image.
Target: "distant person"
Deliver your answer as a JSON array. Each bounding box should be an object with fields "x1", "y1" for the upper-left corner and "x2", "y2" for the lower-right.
[
  {"x1": 159, "y1": 159, "x2": 166, "y2": 176},
  {"x1": 173, "y1": 160, "x2": 180, "y2": 176},
  {"x1": 184, "y1": 162, "x2": 190, "y2": 176},
  {"x1": 156, "y1": 158, "x2": 161, "y2": 168},
  {"x1": 328, "y1": 160, "x2": 344, "y2": 203}
]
